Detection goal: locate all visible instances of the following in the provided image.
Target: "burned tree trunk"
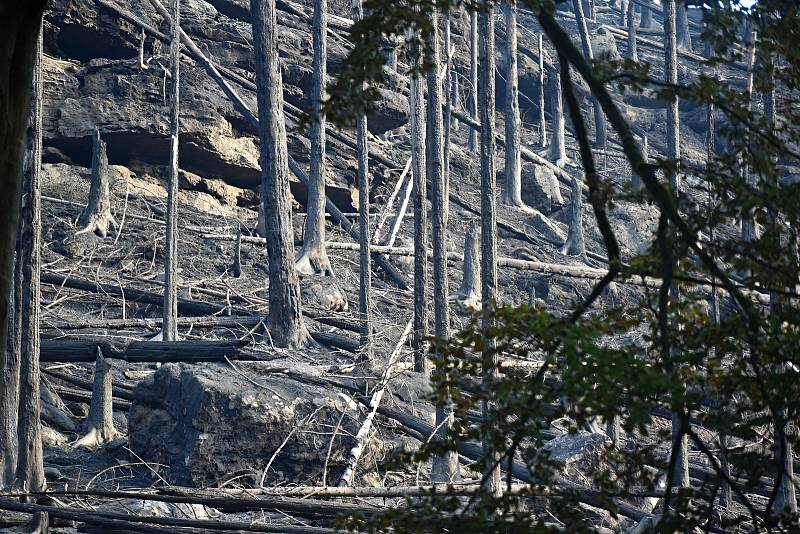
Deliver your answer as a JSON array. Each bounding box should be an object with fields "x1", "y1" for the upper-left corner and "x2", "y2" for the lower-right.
[
  {"x1": 676, "y1": 2, "x2": 692, "y2": 51},
  {"x1": 353, "y1": 0, "x2": 372, "y2": 359},
  {"x1": 455, "y1": 223, "x2": 480, "y2": 310},
  {"x1": 76, "y1": 129, "x2": 117, "y2": 238},
  {"x1": 640, "y1": 5, "x2": 653, "y2": 28},
  {"x1": 162, "y1": 0, "x2": 181, "y2": 342},
  {"x1": 503, "y1": 0, "x2": 524, "y2": 209},
  {"x1": 468, "y1": 9, "x2": 478, "y2": 152},
  {"x1": 618, "y1": 0, "x2": 627, "y2": 26},
  {"x1": 296, "y1": 0, "x2": 333, "y2": 276},
  {"x1": 537, "y1": 34, "x2": 547, "y2": 148},
  {"x1": 15, "y1": 28, "x2": 45, "y2": 493},
  {"x1": 232, "y1": 226, "x2": 242, "y2": 277},
  {"x1": 741, "y1": 32, "x2": 758, "y2": 244},
  {"x1": 560, "y1": 176, "x2": 586, "y2": 259},
  {"x1": 627, "y1": 0, "x2": 638, "y2": 61},
  {"x1": 250, "y1": 0, "x2": 310, "y2": 348},
  {"x1": 444, "y1": 10, "x2": 452, "y2": 199},
  {"x1": 547, "y1": 63, "x2": 567, "y2": 166},
  {"x1": 73, "y1": 349, "x2": 118, "y2": 448},
  {"x1": 479, "y1": 2, "x2": 501, "y2": 496},
  {"x1": 572, "y1": 0, "x2": 606, "y2": 149},
  {"x1": 0, "y1": 254, "x2": 20, "y2": 488}
]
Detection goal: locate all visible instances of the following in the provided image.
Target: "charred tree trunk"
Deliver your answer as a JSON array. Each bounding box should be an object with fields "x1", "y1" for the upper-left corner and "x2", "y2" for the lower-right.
[
  {"x1": 162, "y1": 0, "x2": 181, "y2": 342},
  {"x1": 502, "y1": 0, "x2": 523, "y2": 209},
  {"x1": 73, "y1": 349, "x2": 118, "y2": 448},
  {"x1": 560, "y1": 176, "x2": 586, "y2": 259},
  {"x1": 479, "y1": 2, "x2": 501, "y2": 497},
  {"x1": 76, "y1": 129, "x2": 117, "y2": 238},
  {"x1": 296, "y1": 0, "x2": 333, "y2": 276},
  {"x1": 250, "y1": 0, "x2": 310, "y2": 348},
  {"x1": 468, "y1": 9, "x2": 478, "y2": 152},
  {"x1": 547, "y1": 63, "x2": 567, "y2": 166},
  {"x1": 232, "y1": 225, "x2": 242, "y2": 277},
  {"x1": 353, "y1": 0, "x2": 372, "y2": 360},
  {"x1": 572, "y1": 0, "x2": 606, "y2": 149},
  {"x1": 455, "y1": 223, "x2": 480, "y2": 310},
  {"x1": 676, "y1": 2, "x2": 692, "y2": 51},
  {"x1": 631, "y1": 134, "x2": 647, "y2": 192},
  {"x1": 741, "y1": 33, "x2": 758, "y2": 244},
  {"x1": 0, "y1": 252, "x2": 20, "y2": 488},
  {"x1": 537, "y1": 34, "x2": 547, "y2": 148},
  {"x1": 15, "y1": 28, "x2": 44, "y2": 493},
  {"x1": 627, "y1": 0, "x2": 638, "y2": 61}
]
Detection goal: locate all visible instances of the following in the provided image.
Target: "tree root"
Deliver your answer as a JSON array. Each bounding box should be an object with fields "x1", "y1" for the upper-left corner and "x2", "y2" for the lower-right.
[{"x1": 295, "y1": 245, "x2": 333, "y2": 277}]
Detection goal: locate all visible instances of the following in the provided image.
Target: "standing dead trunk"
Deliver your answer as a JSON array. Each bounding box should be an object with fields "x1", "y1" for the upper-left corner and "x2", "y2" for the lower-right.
[
  {"x1": 409, "y1": 38, "x2": 428, "y2": 375},
  {"x1": 479, "y1": 2, "x2": 501, "y2": 497},
  {"x1": 560, "y1": 176, "x2": 586, "y2": 259},
  {"x1": 352, "y1": 0, "x2": 372, "y2": 360},
  {"x1": 741, "y1": 32, "x2": 758, "y2": 244},
  {"x1": 443, "y1": 10, "x2": 453, "y2": 201},
  {"x1": 640, "y1": 5, "x2": 653, "y2": 28},
  {"x1": 537, "y1": 34, "x2": 547, "y2": 148},
  {"x1": 547, "y1": 63, "x2": 567, "y2": 166},
  {"x1": 676, "y1": 2, "x2": 692, "y2": 51},
  {"x1": 572, "y1": 0, "x2": 606, "y2": 149},
  {"x1": 451, "y1": 68, "x2": 460, "y2": 132},
  {"x1": 455, "y1": 223, "x2": 480, "y2": 310},
  {"x1": 250, "y1": 0, "x2": 310, "y2": 348},
  {"x1": 627, "y1": 0, "x2": 637, "y2": 61},
  {"x1": 618, "y1": 0, "x2": 627, "y2": 27},
  {"x1": 162, "y1": 0, "x2": 181, "y2": 342},
  {"x1": 232, "y1": 225, "x2": 242, "y2": 277},
  {"x1": 663, "y1": 0, "x2": 689, "y2": 493},
  {"x1": 15, "y1": 28, "x2": 45, "y2": 493},
  {"x1": 73, "y1": 349, "x2": 118, "y2": 448},
  {"x1": 502, "y1": 0, "x2": 523, "y2": 209},
  {"x1": 631, "y1": 135, "x2": 646, "y2": 192},
  {"x1": 0, "y1": 253, "x2": 20, "y2": 488},
  {"x1": 76, "y1": 129, "x2": 117, "y2": 238},
  {"x1": 468, "y1": 9, "x2": 478, "y2": 152},
  {"x1": 296, "y1": 0, "x2": 333, "y2": 276}
]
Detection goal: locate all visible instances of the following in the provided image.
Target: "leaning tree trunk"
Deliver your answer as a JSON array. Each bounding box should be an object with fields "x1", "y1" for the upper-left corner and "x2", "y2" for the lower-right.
[
  {"x1": 572, "y1": 0, "x2": 606, "y2": 149},
  {"x1": 73, "y1": 348, "x2": 118, "y2": 448},
  {"x1": 162, "y1": 0, "x2": 181, "y2": 342},
  {"x1": 250, "y1": 0, "x2": 310, "y2": 348},
  {"x1": 547, "y1": 63, "x2": 567, "y2": 166},
  {"x1": 537, "y1": 34, "x2": 547, "y2": 148},
  {"x1": 76, "y1": 128, "x2": 117, "y2": 239},
  {"x1": 662, "y1": 0, "x2": 689, "y2": 493},
  {"x1": 15, "y1": 27, "x2": 44, "y2": 493},
  {"x1": 676, "y1": 2, "x2": 692, "y2": 51},
  {"x1": 409, "y1": 37, "x2": 428, "y2": 375},
  {"x1": 503, "y1": 0, "x2": 523, "y2": 209},
  {"x1": 296, "y1": 0, "x2": 333, "y2": 276},
  {"x1": 627, "y1": 0, "x2": 637, "y2": 61},
  {"x1": 479, "y1": 2, "x2": 501, "y2": 497},
  {"x1": 427, "y1": 8, "x2": 456, "y2": 485},
  {"x1": 468, "y1": 9, "x2": 478, "y2": 152},
  {"x1": 352, "y1": 0, "x2": 372, "y2": 360}
]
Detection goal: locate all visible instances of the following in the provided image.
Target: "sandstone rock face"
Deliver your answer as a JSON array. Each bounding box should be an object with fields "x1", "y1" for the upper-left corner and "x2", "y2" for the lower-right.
[{"x1": 128, "y1": 364, "x2": 362, "y2": 486}]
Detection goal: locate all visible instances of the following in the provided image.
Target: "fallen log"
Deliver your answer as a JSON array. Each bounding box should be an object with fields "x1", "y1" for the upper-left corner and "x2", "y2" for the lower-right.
[{"x1": 39, "y1": 338, "x2": 272, "y2": 363}]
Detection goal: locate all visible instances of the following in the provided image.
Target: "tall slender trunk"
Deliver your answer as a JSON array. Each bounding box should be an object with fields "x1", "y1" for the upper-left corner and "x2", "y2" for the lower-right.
[
  {"x1": 662, "y1": 0, "x2": 689, "y2": 492},
  {"x1": 503, "y1": 0, "x2": 523, "y2": 207},
  {"x1": 537, "y1": 34, "x2": 547, "y2": 148},
  {"x1": 162, "y1": 0, "x2": 181, "y2": 342},
  {"x1": 468, "y1": 9, "x2": 478, "y2": 152},
  {"x1": 352, "y1": 0, "x2": 372, "y2": 359},
  {"x1": 15, "y1": 28, "x2": 44, "y2": 493},
  {"x1": 479, "y1": 1, "x2": 501, "y2": 497},
  {"x1": 296, "y1": 0, "x2": 333, "y2": 276},
  {"x1": 250, "y1": 0, "x2": 309, "y2": 348},
  {"x1": 676, "y1": 2, "x2": 692, "y2": 51},
  {"x1": 741, "y1": 32, "x2": 758, "y2": 244},
  {"x1": 0, "y1": 249, "x2": 20, "y2": 489},
  {"x1": 618, "y1": 0, "x2": 627, "y2": 27},
  {"x1": 443, "y1": 11, "x2": 452, "y2": 202},
  {"x1": 627, "y1": 0, "x2": 637, "y2": 61},
  {"x1": 572, "y1": 0, "x2": 605, "y2": 148},
  {"x1": 547, "y1": 64, "x2": 567, "y2": 165},
  {"x1": 409, "y1": 39, "x2": 428, "y2": 375}
]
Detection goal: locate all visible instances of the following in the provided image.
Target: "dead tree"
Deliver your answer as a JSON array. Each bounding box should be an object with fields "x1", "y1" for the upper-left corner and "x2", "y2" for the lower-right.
[
  {"x1": 162, "y1": 0, "x2": 181, "y2": 342},
  {"x1": 73, "y1": 349, "x2": 118, "y2": 448},
  {"x1": 741, "y1": 32, "x2": 758, "y2": 244},
  {"x1": 296, "y1": 0, "x2": 333, "y2": 276},
  {"x1": 479, "y1": 2, "x2": 501, "y2": 496},
  {"x1": 0, "y1": 253, "x2": 20, "y2": 489},
  {"x1": 547, "y1": 63, "x2": 567, "y2": 166},
  {"x1": 663, "y1": 0, "x2": 689, "y2": 493},
  {"x1": 232, "y1": 225, "x2": 242, "y2": 277},
  {"x1": 410, "y1": 37, "x2": 428, "y2": 375},
  {"x1": 250, "y1": 0, "x2": 310, "y2": 348},
  {"x1": 352, "y1": 0, "x2": 372, "y2": 359},
  {"x1": 76, "y1": 129, "x2": 117, "y2": 238},
  {"x1": 468, "y1": 9, "x2": 478, "y2": 152},
  {"x1": 15, "y1": 28, "x2": 45, "y2": 493},
  {"x1": 455, "y1": 223, "x2": 480, "y2": 310},
  {"x1": 618, "y1": 0, "x2": 627, "y2": 26},
  {"x1": 572, "y1": 0, "x2": 606, "y2": 149},
  {"x1": 502, "y1": 0, "x2": 524, "y2": 210},
  {"x1": 640, "y1": 5, "x2": 653, "y2": 28},
  {"x1": 560, "y1": 176, "x2": 586, "y2": 259},
  {"x1": 443, "y1": 10, "x2": 452, "y2": 197},
  {"x1": 631, "y1": 134, "x2": 646, "y2": 192},
  {"x1": 536, "y1": 35, "x2": 548, "y2": 148},
  {"x1": 627, "y1": 0, "x2": 638, "y2": 61},
  {"x1": 676, "y1": 2, "x2": 692, "y2": 51}
]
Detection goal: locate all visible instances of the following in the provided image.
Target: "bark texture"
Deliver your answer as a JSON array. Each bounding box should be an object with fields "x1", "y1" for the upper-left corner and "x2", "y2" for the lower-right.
[
  {"x1": 468, "y1": 9, "x2": 478, "y2": 152},
  {"x1": 503, "y1": 0, "x2": 522, "y2": 208},
  {"x1": 627, "y1": 0, "x2": 638, "y2": 61},
  {"x1": 547, "y1": 64, "x2": 567, "y2": 166},
  {"x1": 537, "y1": 34, "x2": 547, "y2": 148},
  {"x1": 76, "y1": 129, "x2": 117, "y2": 238},
  {"x1": 73, "y1": 349, "x2": 118, "y2": 448},
  {"x1": 455, "y1": 223, "x2": 480, "y2": 310},
  {"x1": 560, "y1": 176, "x2": 586, "y2": 259}
]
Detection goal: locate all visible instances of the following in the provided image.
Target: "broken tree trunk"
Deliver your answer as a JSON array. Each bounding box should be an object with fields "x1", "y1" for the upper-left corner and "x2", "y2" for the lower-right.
[
  {"x1": 627, "y1": 0, "x2": 637, "y2": 61},
  {"x1": 454, "y1": 223, "x2": 480, "y2": 310},
  {"x1": 73, "y1": 348, "x2": 118, "y2": 448},
  {"x1": 547, "y1": 62, "x2": 568, "y2": 166},
  {"x1": 572, "y1": 0, "x2": 606, "y2": 149},
  {"x1": 15, "y1": 28, "x2": 45, "y2": 494},
  {"x1": 76, "y1": 128, "x2": 117, "y2": 238},
  {"x1": 559, "y1": 176, "x2": 587, "y2": 259},
  {"x1": 503, "y1": 0, "x2": 523, "y2": 209},
  {"x1": 379, "y1": 159, "x2": 413, "y2": 247},
  {"x1": 468, "y1": 9, "x2": 478, "y2": 152},
  {"x1": 250, "y1": 0, "x2": 310, "y2": 348},
  {"x1": 0, "y1": 253, "x2": 20, "y2": 488},
  {"x1": 537, "y1": 33, "x2": 547, "y2": 148},
  {"x1": 479, "y1": 3, "x2": 501, "y2": 496},
  {"x1": 162, "y1": 0, "x2": 181, "y2": 342},
  {"x1": 295, "y1": 0, "x2": 333, "y2": 277}
]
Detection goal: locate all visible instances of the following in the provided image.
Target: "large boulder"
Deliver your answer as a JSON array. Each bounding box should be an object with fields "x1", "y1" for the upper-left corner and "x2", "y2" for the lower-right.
[
  {"x1": 524, "y1": 164, "x2": 565, "y2": 212},
  {"x1": 128, "y1": 363, "x2": 365, "y2": 486}
]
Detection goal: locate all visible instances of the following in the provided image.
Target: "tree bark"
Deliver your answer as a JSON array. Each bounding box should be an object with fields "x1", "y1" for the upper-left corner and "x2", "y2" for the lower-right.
[
  {"x1": 619, "y1": 0, "x2": 628, "y2": 27},
  {"x1": 73, "y1": 349, "x2": 118, "y2": 448},
  {"x1": 572, "y1": 0, "x2": 606, "y2": 149},
  {"x1": 741, "y1": 32, "x2": 758, "y2": 244},
  {"x1": 443, "y1": 10, "x2": 452, "y2": 203},
  {"x1": 560, "y1": 176, "x2": 586, "y2": 259},
  {"x1": 479, "y1": 2, "x2": 501, "y2": 497},
  {"x1": 250, "y1": 0, "x2": 310, "y2": 348},
  {"x1": 455, "y1": 223, "x2": 480, "y2": 310},
  {"x1": 0, "y1": 251, "x2": 20, "y2": 488},
  {"x1": 503, "y1": 0, "x2": 523, "y2": 208},
  {"x1": 15, "y1": 27, "x2": 45, "y2": 494},
  {"x1": 162, "y1": 0, "x2": 181, "y2": 342},
  {"x1": 468, "y1": 9, "x2": 478, "y2": 152},
  {"x1": 76, "y1": 129, "x2": 117, "y2": 238},
  {"x1": 627, "y1": 0, "x2": 638, "y2": 61},
  {"x1": 547, "y1": 63, "x2": 567, "y2": 166},
  {"x1": 537, "y1": 34, "x2": 547, "y2": 148},
  {"x1": 296, "y1": 0, "x2": 333, "y2": 276}
]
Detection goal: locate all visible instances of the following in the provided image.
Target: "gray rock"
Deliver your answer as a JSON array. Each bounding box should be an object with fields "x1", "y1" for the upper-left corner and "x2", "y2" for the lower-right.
[
  {"x1": 590, "y1": 27, "x2": 621, "y2": 62},
  {"x1": 526, "y1": 164, "x2": 565, "y2": 212}
]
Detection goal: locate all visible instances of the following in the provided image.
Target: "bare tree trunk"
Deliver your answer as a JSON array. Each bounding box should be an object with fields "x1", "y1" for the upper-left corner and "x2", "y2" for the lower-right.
[
  {"x1": 455, "y1": 223, "x2": 480, "y2": 310},
  {"x1": 15, "y1": 28, "x2": 44, "y2": 493},
  {"x1": 547, "y1": 63, "x2": 567, "y2": 166},
  {"x1": 537, "y1": 34, "x2": 547, "y2": 148},
  {"x1": 232, "y1": 225, "x2": 242, "y2": 277},
  {"x1": 296, "y1": 0, "x2": 332, "y2": 276},
  {"x1": 631, "y1": 134, "x2": 646, "y2": 192},
  {"x1": 572, "y1": 0, "x2": 606, "y2": 149},
  {"x1": 741, "y1": 32, "x2": 758, "y2": 244},
  {"x1": 0, "y1": 251, "x2": 20, "y2": 488},
  {"x1": 663, "y1": 0, "x2": 689, "y2": 492},
  {"x1": 627, "y1": 0, "x2": 638, "y2": 61},
  {"x1": 451, "y1": 67, "x2": 460, "y2": 132},
  {"x1": 250, "y1": 0, "x2": 310, "y2": 348},
  {"x1": 427, "y1": 9, "x2": 456, "y2": 485},
  {"x1": 76, "y1": 129, "x2": 117, "y2": 238},
  {"x1": 73, "y1": 349, "x2": 118, "y2": 448},
  {"x1": 468, "y1": 9, "x2": 478, "y2": 152},
  {"x1": 676, "y1": 2, "x2": 692, "y2": 51},
  {"x1": 443, "y1": 10, "x2": 452, "y2": 201},
  {"x1": 640, "y1": 5, "x2": 653, "y2": 28},
  {"x1": 502, "y1": 0, "x2": 523, "y2": 208},
  {"x1": 409, "y1": 39, "x2": 428, "y2": 376},
  {"x1": 560, "y1": 176, "x2": 586, "y2": 259},
  {"x1": 618, "y1": 0, "x2": 627, "y2": 27},
  {"x1": 162, "y1": 0, "x2": 181, "y2": 342},
  {"x1": 479, "y1": 2, "x2": 501, "y2": 497},
  {"x1": 352, "y1": 0, "x2": 372, "y2": 360}
]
